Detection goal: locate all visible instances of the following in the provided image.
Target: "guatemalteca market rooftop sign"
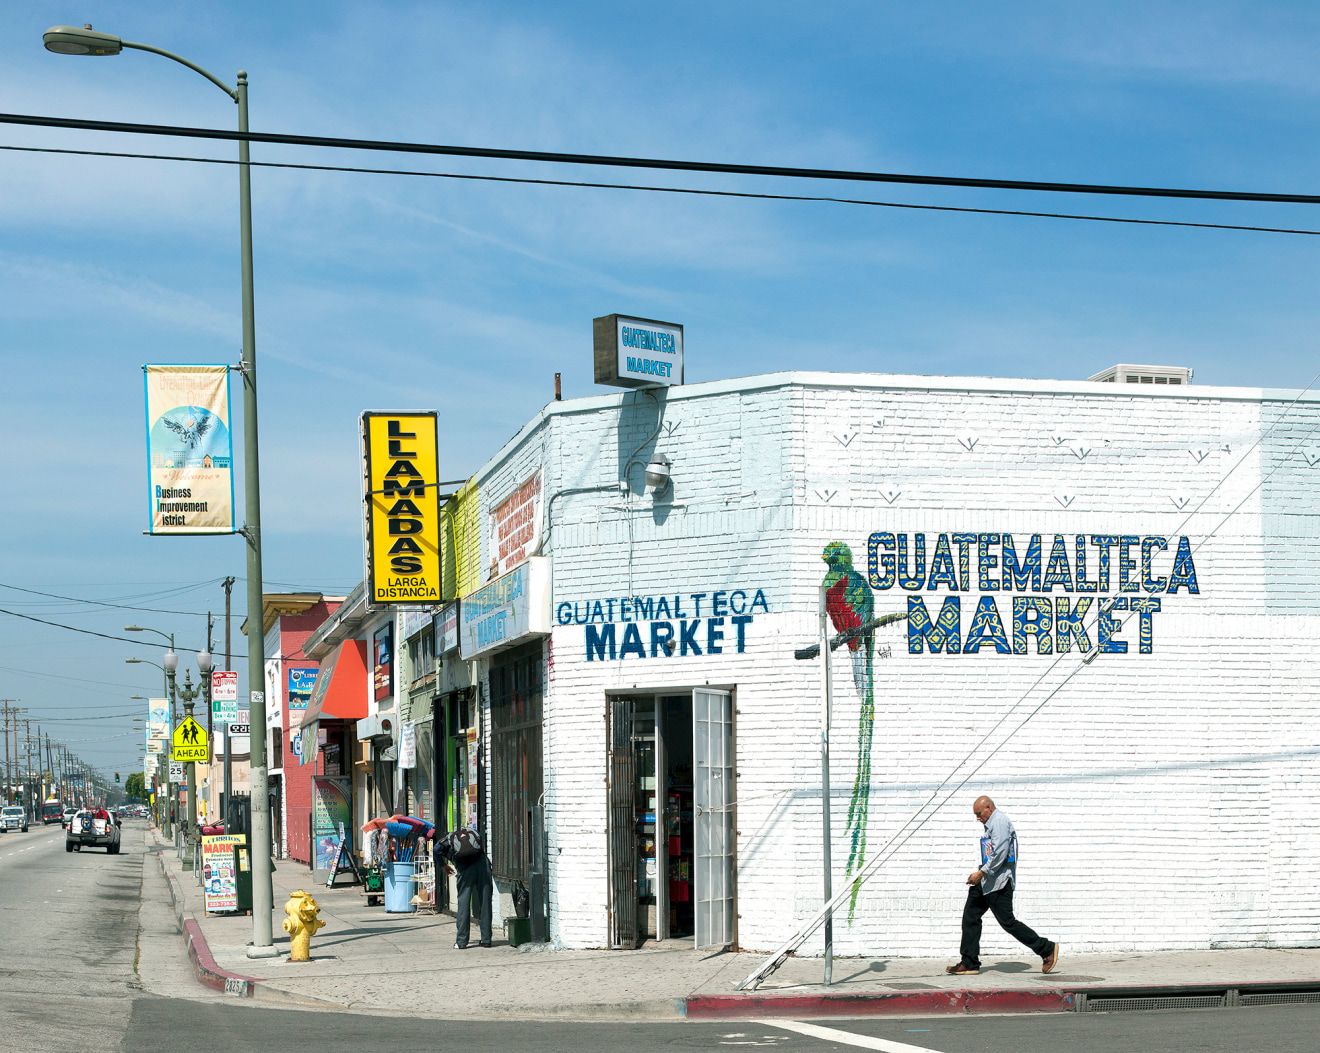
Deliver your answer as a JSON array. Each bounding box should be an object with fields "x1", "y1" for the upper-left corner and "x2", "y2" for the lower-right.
[{"x1": 593, "y1": 314, "x2": 683, "y2": 388}]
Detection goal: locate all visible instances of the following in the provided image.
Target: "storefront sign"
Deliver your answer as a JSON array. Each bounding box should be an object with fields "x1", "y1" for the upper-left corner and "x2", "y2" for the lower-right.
[
  {"x1": 400, "y1": 607, "x2": 433, "y2": 641},
  {"x1": 860, "y1": 532, "x2": 1201, "y2": 655},
  {"x1": 459, "y1": 557, "x2": 552, "y2": 658},
  {"x1": 287, "y1": 668, "x2": 317, "y2": 710},
  {"x1": 202, "y1": 833, "x2": 245, "y2": 913},
  {"x1": 312, "y1": 777, "x2": 352, "y2": 873},
  {"x1": 399, "y1": 721, "x2": 416, "y2": 769},
  {"x1": 143, "y1": 364, "x2": 235, "y2": 534},
  {"x1": 437, "y1": 602, "x2": 459, "y2": 654},
  {"x1": 593, "y1": 314, "x2": 684, "y2": 388},
  {"x1": 361, "y1": 411, "x2": 442, "y2": 607},
  {"x1": 490, "y1": 471, "x2": 542, "y2": 577},
  {"x1": 373, "y1": 622, "x2": 393, "y2": 701},
  {"x1": 559, "y1": 587, "x2": 769, "y2": 661}
]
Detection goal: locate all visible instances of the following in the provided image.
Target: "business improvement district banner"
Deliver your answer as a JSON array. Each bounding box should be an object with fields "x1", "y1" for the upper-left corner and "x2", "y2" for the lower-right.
[{"x1": 144, "y1": 364, "x2": 235, "y2": 534}]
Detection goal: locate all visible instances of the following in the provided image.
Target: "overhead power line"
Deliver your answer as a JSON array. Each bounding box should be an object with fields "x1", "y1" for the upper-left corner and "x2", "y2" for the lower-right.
[
  {"x1": 4, "y1": 111, "x2": 1320, "y2": 204},
  {"x1": 0, "y1": 581, "x2": 211, "y2": 617},
  {"x1": 3, "y1": 143, "x2": 1318, "y2": 237},
  {"x1": 0, "y1": 606, "x2": 201, "y2": 652}
]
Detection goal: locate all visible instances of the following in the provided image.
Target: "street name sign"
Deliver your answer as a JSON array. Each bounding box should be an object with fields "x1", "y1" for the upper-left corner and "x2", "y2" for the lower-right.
[{"x1": 172, "y1": 717, "x2": 209, "y2": 762}]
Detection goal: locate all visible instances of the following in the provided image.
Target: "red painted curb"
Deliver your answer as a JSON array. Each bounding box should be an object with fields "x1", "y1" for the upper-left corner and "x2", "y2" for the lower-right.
[
  {"x1": 683, "y1": 987, "x2": 1074, "y2": 1019},
  {"x1": 182, "y1": 917, "x2": 263, "y2": 997}
]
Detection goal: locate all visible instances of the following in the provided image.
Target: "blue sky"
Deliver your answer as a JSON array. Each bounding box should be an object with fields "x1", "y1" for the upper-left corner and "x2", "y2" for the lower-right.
[{"x1": 2, "y1": 1, "x2": 1319, "y2": 775}]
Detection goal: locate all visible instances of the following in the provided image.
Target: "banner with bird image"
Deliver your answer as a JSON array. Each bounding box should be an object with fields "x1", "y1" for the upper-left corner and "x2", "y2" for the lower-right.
[{"x1": 143, "y1": 364, "x2": 235, "y2": 534}]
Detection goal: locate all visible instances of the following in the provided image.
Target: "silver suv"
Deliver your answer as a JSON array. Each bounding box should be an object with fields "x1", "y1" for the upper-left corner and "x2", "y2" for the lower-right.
[{"x1": 1, "y1": 806, "x2": 29, "y2": 833}]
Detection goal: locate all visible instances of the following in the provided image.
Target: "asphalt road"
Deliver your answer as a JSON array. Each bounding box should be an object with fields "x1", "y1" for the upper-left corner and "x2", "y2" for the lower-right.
[{"x1": 1, "y1": 823, "x2": 1318, "y2": 1052}]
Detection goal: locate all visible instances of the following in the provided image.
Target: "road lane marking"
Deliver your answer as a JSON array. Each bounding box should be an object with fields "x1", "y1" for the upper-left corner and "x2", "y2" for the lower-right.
[{"x1": 759, "y1": 1020, "x2": 942, "y2": 1053}]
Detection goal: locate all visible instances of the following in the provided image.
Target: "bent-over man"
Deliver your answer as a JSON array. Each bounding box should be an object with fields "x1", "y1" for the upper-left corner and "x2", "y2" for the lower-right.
[{"x1": 947, "y1": 795, "x2": 1058, "y2": 976}]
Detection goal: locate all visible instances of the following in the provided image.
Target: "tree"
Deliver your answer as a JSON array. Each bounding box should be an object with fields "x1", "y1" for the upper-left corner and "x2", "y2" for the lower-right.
[{"x1": 123, "y1": 772, "x2": 146, "y2": 801}]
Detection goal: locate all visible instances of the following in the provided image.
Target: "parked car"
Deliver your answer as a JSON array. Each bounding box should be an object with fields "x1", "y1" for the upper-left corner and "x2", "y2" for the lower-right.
[
  {"x1": 1, "y1": 806, "x2": 28, "y2": 833},
  {"x1": 65, "y1": 808, "x2": 120, "y2": 853},
  {"x1": 61, "y1": 807, "x2": 76, "y2": 828}
]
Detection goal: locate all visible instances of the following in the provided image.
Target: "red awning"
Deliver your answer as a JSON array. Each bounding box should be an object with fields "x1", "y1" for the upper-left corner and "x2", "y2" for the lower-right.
[{"x1": 298, "y1": 639, "x2": 369, "y2": 728}]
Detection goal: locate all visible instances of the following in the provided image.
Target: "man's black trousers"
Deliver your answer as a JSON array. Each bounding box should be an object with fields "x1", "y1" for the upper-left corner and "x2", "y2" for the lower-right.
[
  {"x1": 454, "y1": 854, "x2": 493, "y2": 948},
  {"x1": 960, "y1": 883, "x2": 1050, "y2": 969}
]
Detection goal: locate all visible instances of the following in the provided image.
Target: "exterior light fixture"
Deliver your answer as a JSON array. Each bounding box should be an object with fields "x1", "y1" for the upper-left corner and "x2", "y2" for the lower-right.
[
  {"x1": 644, "y1": 453, "x2": 672, "y2": 496},
  {"x1": 43, "y1": 25, "x2": 123, "y2": 56},
  {"x1": 196, "y1": 650, "x2": 213, "y2": 674},
  {"x1": 162, "y1": 650, "x2": 179, "y2": 674}
]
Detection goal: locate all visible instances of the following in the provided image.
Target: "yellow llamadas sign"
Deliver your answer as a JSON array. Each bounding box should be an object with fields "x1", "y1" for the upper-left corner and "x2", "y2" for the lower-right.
[
  {"x1": 362, "y1": 411, "x2": 442, "y2": 607},
  {"x1": 172, "y1": 716, "x2": 209, "y2": 762}
]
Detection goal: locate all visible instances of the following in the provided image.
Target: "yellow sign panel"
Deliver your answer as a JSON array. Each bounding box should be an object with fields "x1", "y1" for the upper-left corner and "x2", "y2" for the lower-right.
[
  {"x1": 362, "y1": 411, "x2": 442, "y2": 606},
  {"x1": 172, "y1": 716, "x2": 210, "y2": 762}
]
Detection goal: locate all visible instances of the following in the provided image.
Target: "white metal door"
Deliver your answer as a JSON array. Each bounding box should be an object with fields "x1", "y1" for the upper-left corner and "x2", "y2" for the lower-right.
[{"x1": 693, "y1": 688, "x2": 734, "y2": 949}]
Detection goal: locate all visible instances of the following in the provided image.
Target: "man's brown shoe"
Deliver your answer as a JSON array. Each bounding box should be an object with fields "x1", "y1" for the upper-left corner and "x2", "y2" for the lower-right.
[
  {"x1": 1042, "y1": 943, "x2": 1059, "y2": 974},
  {"x1": 945, "y1": 963, "x2": 979, "y2": 975}
]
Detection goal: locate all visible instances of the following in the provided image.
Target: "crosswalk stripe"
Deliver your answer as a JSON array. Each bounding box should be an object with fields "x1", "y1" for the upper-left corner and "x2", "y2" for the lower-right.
[{"x1": 758, "y1": 1019, "x2": 943, "y2": 1053}]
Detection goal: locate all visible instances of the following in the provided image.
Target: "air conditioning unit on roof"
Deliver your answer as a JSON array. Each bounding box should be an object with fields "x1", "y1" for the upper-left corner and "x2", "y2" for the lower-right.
[{"x1": 1088, "y1": 363, "x2": 1193, "y2": 386}]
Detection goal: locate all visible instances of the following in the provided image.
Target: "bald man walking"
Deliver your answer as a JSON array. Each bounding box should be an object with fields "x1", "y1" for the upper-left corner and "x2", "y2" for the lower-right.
[{"x1": 947, "y1": 796, "x2": 1058, "y2": 976}]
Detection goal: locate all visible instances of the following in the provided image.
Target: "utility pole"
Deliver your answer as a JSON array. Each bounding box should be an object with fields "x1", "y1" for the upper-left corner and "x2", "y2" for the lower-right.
[
  {"x1": 24, "y1": 720, "x2": 32, "y2": 822},
  {"x1": 1, "y1": 702, "x2": 8, "y2": 804},
  {"x1": 221, "y1": 577, "x2": 235, "y2": 848},
  {"x1": 223, "y1": 576, "x2": 235, "y2": 671}
]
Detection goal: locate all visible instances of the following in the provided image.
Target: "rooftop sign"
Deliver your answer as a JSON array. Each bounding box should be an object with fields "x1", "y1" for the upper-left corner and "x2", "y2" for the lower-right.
[{"x1": 593, "y1": 314, "x2": 683, "y2": 389}]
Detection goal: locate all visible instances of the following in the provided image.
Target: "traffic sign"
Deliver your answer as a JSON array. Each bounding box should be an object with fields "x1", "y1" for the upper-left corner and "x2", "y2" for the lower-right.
[
  {"x1": 168, "y1": 761, "x2": 184, "y2": 784},
  {"x1": 171, "y1": 717, "x2": 210, "y2": 762},
  {"x1": 212, "y1": 670, "x2": 239, "y2": 722}
]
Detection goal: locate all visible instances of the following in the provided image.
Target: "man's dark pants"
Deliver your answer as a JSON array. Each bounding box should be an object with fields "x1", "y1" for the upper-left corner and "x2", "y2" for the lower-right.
[
  {"x1": 454, "y1": 855, "x2": 493, "y2": 947},
  {"x1": 960, "y1": 883, "x2": 1050, "y2": 969}
]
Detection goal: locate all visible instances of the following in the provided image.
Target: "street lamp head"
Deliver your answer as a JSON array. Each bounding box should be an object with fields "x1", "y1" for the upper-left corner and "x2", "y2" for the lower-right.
[
  {"x1": 196, "y1": 650, "x2": 213, "y2": 674},
  {"x1": 162, "y1": 650, "x2": 179, "y2": 674},
  {"x1": 43, "y1": 24, "x2": 122, "y2": 56},
  {"x1": 125, "y1": 624, "x2": 144, "y2": 632},
  {"x1": 125, "y1": 658, "x2": 142, "y2": 665}
]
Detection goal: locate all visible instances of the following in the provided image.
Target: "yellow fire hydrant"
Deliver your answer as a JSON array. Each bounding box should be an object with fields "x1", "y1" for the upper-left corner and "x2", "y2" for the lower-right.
[{"x1": 282, "y1": 890, "x2": 325, "y2": 961}]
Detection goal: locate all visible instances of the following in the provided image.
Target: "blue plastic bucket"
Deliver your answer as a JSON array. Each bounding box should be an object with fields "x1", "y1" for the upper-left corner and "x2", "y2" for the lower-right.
[{"x1": 383, "y1": 861, "x2": 416, "y2": 913}]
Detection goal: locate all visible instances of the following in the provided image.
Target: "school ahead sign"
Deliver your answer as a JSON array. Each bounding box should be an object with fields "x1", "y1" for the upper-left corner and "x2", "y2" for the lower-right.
[{"x1": 171, "y1": 717, "x2": 209, "y2": 763}]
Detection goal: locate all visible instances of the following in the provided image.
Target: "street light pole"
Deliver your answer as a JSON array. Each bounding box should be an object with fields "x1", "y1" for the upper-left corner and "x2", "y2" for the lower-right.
[{"x1": 45, "y1": 24, "x2": 275, "y2": 956}]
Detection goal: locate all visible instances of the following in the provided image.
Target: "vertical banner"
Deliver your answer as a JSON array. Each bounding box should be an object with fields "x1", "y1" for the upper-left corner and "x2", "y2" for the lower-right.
[
  {"x1": 287, "y1": 668, "x2": 318, "y2": 710},
  {"x1": 143, "y1": 364, "x2": 235, "y2": 534},
  {"x1": 312, "y1": 777, "x2": 352, "y2": 872},
  {"x1": 399, "y1": 721, "x2": 416, "y2": 769},
  {"x1": 373, "y1": 622, "x2": 393, "y2": 701},
  {"x1": 361, "y1": 411, "x2": 441, "y2": 607}
]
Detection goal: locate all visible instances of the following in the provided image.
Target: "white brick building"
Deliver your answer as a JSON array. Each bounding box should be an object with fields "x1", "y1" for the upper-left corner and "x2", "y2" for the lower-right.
[{"x1": 453, "y1": 369, "x2": 1320, "y2": 957}]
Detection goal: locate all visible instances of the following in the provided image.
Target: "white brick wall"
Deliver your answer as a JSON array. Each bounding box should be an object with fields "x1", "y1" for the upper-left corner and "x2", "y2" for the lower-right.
[{"x1": 459, "y1": 371, "x2": 1320, "y2": 955}]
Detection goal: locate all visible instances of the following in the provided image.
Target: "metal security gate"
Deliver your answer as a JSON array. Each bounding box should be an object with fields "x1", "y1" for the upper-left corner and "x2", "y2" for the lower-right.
[
  {"x1": 694, "y1": 689, "x2": 734, "y2": 949},
  {"x1": 608, "y1": 697, "x2": 638, "y2": 948}
]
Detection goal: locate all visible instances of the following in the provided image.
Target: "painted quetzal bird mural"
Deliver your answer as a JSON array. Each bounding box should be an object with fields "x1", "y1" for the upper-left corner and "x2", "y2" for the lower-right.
[{"x1": 822, "y1": 541, "x2": 905, "y2": 920}]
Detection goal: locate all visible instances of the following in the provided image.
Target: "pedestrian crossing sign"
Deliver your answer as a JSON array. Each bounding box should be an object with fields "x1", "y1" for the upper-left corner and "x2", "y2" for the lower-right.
[{"x1": 172, "y1": 717, "x2": 210, "y2": 762}]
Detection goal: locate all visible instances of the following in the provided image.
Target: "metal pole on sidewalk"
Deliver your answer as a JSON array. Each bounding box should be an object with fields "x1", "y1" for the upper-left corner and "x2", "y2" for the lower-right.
[{"x1": 819, "y1": 585, "x2": 834, "y2": 986}]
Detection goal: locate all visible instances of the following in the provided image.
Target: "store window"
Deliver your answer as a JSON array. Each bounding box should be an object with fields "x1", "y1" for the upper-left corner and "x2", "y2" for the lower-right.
[{"x1": 489, "y1": 641, "x2": 543, "y2": 886}]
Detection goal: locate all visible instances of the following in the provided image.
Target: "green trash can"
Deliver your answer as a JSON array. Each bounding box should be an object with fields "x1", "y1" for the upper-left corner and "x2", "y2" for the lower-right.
[{"x1": 234, "y1": 845, "x2": 252, "y2": 914}]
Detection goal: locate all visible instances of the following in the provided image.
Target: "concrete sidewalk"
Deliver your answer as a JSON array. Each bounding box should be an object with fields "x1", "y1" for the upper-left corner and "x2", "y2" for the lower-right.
[{"x1": 148, "y1": 828, "x2": 1320, "y2": 1019}]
